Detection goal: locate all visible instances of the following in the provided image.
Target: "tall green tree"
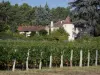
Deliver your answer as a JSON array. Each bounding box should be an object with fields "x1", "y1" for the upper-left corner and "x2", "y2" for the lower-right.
[
  {"x1": 19, "y1": 3, "x2": 32, "y2": 25},
  {"x1": 44, "y1": 3, "x2": 52, "y2": 25},
  {"x1": 8, "y1": 4, "x2": 22, "y2": 32},
  {"x1": 35, "y1": 3, "x2": 51, "y2": 26},
  {"x1": 51, "y1": 7, "x2": 70, "y2": 22},
  {"x1": 26, "y1": 7, "x2": 36, "y2": 25},
  {"x1": 0, "y1": 1, "x2": 11, "y2": 32},
  {"x1": 70, "y1": 0, "x2": 100, "y2": 36},
  {"x1": 34, "y1": 5, "x2": 44, "y2": 25}
]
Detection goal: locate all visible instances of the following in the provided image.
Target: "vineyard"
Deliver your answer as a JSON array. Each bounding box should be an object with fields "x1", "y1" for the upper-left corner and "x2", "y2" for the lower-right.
[{"x1": 0, "y1": 37, "x2": 100, "y2": 71}]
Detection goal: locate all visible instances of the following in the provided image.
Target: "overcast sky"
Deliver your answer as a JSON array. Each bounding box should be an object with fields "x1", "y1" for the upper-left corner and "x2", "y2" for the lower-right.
[{"x1": 1, "y1": 0, "x2": 74, "y2": 8}]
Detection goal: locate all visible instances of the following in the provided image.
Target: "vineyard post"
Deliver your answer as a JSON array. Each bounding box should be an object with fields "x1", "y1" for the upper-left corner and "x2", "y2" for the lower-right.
[
  {"x1": 70, "y1": 50, "x2": 73, "y2": 67},
  {"x1": 95, "y1": 50, "x2": 98, "y2": 66},
  {"x1": 87, "y1": 50, "x2": 90, "y2": 67},
  {"x1": 60, "y1": 51, "x2": 64, "y2": 68},
  {"x1": 26, "y1": 49, "x2": 30, "y2": 71},
  {"x1": 12, "y1": 49, "x2": 17, "y2": 72},
  {"x1": 39, "y1": 52, "x2": 43, "y2": 70},
  {"x1": 79, "y1": 50, "x2": 83, "y2": 67},
  {"x1": 49, "y1": 54, "x2": 52, "y2": 68}
]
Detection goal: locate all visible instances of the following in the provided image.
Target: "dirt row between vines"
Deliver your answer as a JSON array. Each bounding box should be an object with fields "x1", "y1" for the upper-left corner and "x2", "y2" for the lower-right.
[{"x1": 0, "y1": 66, "x2": 100, "y2": 75}]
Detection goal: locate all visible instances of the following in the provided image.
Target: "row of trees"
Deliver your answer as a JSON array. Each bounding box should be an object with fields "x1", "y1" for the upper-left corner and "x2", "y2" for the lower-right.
[
  {"x1": 0, "y1": 37, "x2": 100, "y2": 71},
  {"x1": 0, "y1": 1, "x2": 70, "y2": 32},
  {"x1": 0, "y1": 0, "x2": 100, "y2": 37}
]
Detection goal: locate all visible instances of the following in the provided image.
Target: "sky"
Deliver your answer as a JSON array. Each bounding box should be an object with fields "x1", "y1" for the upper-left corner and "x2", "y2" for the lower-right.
[{"x1": 1, "y1": 0, "x2": 74, "y2": 8}]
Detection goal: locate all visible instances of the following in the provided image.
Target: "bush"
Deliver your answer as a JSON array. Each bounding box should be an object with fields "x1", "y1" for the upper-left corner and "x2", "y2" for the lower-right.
[
  {"x1": 30, "y1": 31, "x2": 36, "y2": 36},
  {"x1": 39, "y1": 30, "x2": 48, "y2": 35},
  {"x1": 0, "y1": 32, "x2": 25, "y2": 40},
  {"x1": 50, "y1": 27, "x2": 69, "y2": 41}
]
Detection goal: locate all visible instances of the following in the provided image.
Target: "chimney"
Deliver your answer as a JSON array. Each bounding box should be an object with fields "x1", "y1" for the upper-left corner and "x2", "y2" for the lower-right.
[
  {"x1": 61, "y1": 21, "x2": 62, "y2": 24},
  {"x1": 51, "y1": 21, "x2": 53, "y2": 27}
]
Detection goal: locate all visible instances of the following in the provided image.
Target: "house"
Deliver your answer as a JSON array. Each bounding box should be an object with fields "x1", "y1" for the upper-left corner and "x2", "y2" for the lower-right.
[
  {"x1": 17, "y1": 16, "x2": 79, "y2": 41},
  {"x1": 50, "y1": 16, "x2": 79, "y2": 41},
  {"x1": 17, "y1": 25, "x2": 49, "y2": 37}
]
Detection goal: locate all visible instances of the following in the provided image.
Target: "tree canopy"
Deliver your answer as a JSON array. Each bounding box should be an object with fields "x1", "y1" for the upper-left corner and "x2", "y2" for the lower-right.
[
  {"x1": 0, "y1": 1, "x2": 70, "y2": 32},
  {"x1": 70, "y1": 0, "x2": 100, "y2": 36}
]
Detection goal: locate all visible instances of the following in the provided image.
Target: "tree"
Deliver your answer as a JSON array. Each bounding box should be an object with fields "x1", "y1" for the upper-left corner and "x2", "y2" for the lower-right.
[
  {"x1": 70, "y1": 0, "x2": 100, "y2": 36},
  {"x1": 27, "y1": 7, "x2": 36, "y2": 25},
  {"x1": 0, "y1": 1, "x2": 11, "y2": 32},
  {"x1": 19, "y1": 3, "x2": 32, "y2": 25},
  {"x1": 51, "y1": 7, "x2": 70, "y2": 22},
  {"x1": 44, "y1": 3, "x2": 52, "y2": 25},
  {"x1": 8, "y1": 4, "x2": 22, "y2": 32},
  {"x1": 51, "y1": 27, "x2": 69, "y2": 41},
  {"x1": 34, "y1": 5, "x2": 44, "y2": 25},
  {"x1": 34, "y1": 3, "x2": 52, "y2": 26}
]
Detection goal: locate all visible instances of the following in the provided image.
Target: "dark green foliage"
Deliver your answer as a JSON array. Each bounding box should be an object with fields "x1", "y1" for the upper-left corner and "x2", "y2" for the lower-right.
[
  {"x1": 30, "y1": 31, "x2": 36, "y2": 36},
  {"x1": 0, "y1": 1, "x2": 70, "y2": 32},
  {"x1": 39, "y1": 30, "x2": 48, "y2": 35},
  {"x1": 70, "y1": 0, "x2": 100, "y2": 36},
  {"x1": 51, "y1": 7, "x2": 70, "y2": 22},
  {"x1": 50, "y1": 27, "x2": 69, "y2": 41},
  {"x1": 95, "y1": 24, "x2": 100, "y2": 36},
  {"x1": 0, "y1": 37, "x2": 100, "y2": 70},
  {"x1": 0, "y1": 1, "x2": 11, "y2": 32},
  {"x1": 0, "y1": 32, "x2": 25, "y2": 40},
  {"x1": 34, "y1": 4, "x2": 52, "y2": 25}
]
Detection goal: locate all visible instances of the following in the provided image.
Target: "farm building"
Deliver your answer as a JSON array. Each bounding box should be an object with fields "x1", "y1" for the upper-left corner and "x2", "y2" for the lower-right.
[{"x1": 17, "y1": 16, "x2": 79, "y2": 41}]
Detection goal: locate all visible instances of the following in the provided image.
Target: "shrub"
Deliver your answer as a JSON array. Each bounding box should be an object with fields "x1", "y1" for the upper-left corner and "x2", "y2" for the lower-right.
[
  {"x1": 50, "y1": 27, "x2": 69, "y2": 41},
  {"x1": 39, "y1": 30, "x2": 48, "y2": 35}
]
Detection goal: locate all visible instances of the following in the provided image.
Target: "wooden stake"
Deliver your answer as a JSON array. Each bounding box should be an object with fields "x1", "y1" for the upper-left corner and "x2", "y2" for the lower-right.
[
  {"x1": 49, "y1": 54, "x2": 52, "y2": 68},
  {"x1": 12, "y1": 49, "x2": 16, "y2": 72},
  {"x1": 12, "y1": 59, "x2": 16, "y2": 72},
  {"x1": 95, "y1": 50, "x2": 98, "y2": 66},
  {"x1": 79, "y1": 50, "x2": 83, "y2": 67},
  {"x1": 60, "y1": 53, "x2": 63, "y2": 68},
  {"x1": 39, "y1": 52, "x2": 42, "y2": 70},
  {"x1": 87, "y1": 50, "x2": 90, "y2": 67},
  {"x1": 26, "y1": 49, "x2": 30, "y2": 71},
  {"x1": 70, "y1": 50, "x2": 73, "y2": 67}
]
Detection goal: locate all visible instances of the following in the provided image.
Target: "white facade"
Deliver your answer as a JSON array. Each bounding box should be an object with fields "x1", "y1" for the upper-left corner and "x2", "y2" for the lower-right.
[
  {"x1": 63, "y1": 24, "x2": 75, "y2": 41},
  {"x1": 50, "y1": 21, "x2": 79, "y2": 41},
  {"x1": 50, "y1": 21, "x2": 59, "y2": 32},
  {"x1": 45, "y1": 26, "x2": 50, "y2": 35},
  {"x1": 19, "y1": 31, "x2": 31, "y2": 37},
  {"x1": 19, "y1": 32, "x2": 25, "y2": 34},
  {"x1": 26, "y1": 32, "x2": 31, "y2": 37}
]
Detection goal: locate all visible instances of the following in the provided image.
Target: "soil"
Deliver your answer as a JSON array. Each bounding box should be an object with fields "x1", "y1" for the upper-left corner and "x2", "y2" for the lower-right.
[{"x1": 0, "y1": 66, "x2": 100, "y2": 75}]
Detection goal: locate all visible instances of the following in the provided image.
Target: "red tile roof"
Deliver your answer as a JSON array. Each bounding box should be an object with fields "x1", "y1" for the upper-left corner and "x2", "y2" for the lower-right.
[
  {"x1": 64, "y1": 16, "x2": 72, "y2": 24},
  {"x1": 18, "y1": 26, "x2": 45, "y2": 32},
  {"x1": 18, "y1": 16, "x2": 72, "y2": 32},
  {"x1": 54, "y1": 16, "x2": 72, "y2": 27}
]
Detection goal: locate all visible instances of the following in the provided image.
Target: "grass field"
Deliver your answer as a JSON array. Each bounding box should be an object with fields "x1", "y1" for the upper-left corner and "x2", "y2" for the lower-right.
[{"x1": 0, "y1": 66, "x2": 100, "y2": 75}]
